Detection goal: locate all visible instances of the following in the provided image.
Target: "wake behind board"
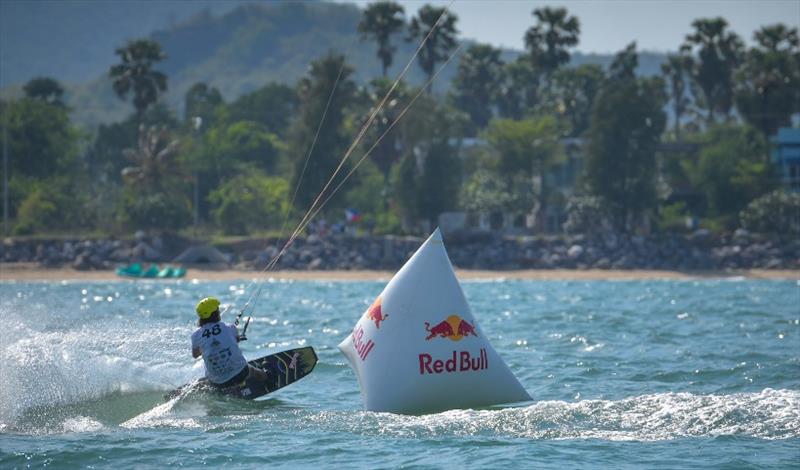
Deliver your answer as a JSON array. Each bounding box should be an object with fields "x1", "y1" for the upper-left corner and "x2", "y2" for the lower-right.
[{"x1": 169, "y1": 346, "x2": 317, "y2": 400}]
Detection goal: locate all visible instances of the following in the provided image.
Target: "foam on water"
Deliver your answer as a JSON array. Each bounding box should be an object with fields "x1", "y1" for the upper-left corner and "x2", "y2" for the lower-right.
[
  {"x1": 300, "y1": 388, "x2": 799, "y2": 441},
  {"x1": 0, "y1": 297, "x2": 198, "y2": 433}
]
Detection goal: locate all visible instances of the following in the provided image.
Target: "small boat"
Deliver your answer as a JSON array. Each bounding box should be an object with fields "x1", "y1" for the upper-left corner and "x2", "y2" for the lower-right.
[{"x1": 116, "y1": 262, "x2": 186, "y2": 278}]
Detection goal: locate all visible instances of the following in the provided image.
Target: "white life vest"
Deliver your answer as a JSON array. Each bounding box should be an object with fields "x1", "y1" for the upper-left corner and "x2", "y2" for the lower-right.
[{"x1": 191, "y1": 321, "x2": 248, "y2": 384}]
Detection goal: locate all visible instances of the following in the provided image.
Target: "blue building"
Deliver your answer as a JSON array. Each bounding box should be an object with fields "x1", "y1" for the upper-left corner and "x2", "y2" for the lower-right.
[{"x1": 772, "y1": 128, "x2": 800, "y2": 192}]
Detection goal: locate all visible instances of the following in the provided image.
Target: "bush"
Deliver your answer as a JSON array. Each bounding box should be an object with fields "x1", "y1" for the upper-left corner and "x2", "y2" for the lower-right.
[
  {"x1": 119, "y1": 190, "x2": 192, "y2": 232},
  {"x1": 373, "y1": 210, "x2": 402, "y2": 235},
  {"x1": 13, "y1": 180, "x2": 94, "y2": 235},
  {"x1": 13, "y1": 189, "x2": 57, "y2": 235},
  {"x1": 740, "y1": 189, "x2": 800, "y2": 235},
  {"x1": 563, "y1": 195, "x2": 611, "y2": 234},
  {"x1": 208, "y1": 173, "x2": 289, "y2": 235},
  {"x1": 658, "y1": 201, "x2": 690, "y2": 233}
]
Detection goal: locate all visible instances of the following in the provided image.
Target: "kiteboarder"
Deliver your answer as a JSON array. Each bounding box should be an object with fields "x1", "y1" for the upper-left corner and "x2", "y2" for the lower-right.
[{"x1": 191, "y1": 296, "x2": 267, "y2": 390}]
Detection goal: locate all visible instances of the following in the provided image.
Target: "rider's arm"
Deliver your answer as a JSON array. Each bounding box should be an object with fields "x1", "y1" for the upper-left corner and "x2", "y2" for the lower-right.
[
  {"x1": 231, "y1": 324, "x2": 245, "y2": 342},
  {"x1": 190, "y1": 332, "x2": 202, "y2": 358}
]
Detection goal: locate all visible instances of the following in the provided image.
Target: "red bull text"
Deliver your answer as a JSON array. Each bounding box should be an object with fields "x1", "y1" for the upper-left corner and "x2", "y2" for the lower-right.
[
  {"x1": 352, "y1": 325, "x2": 375, "y2": 361},
  {"x1": 418, "y1": 349, "x2": 488, "y2": 375}
]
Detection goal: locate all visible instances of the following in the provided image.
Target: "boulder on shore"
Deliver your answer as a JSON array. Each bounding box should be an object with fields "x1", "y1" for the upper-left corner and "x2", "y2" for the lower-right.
[{"x1": 173, "y1": 245, "x2": 230, "y2": 265}]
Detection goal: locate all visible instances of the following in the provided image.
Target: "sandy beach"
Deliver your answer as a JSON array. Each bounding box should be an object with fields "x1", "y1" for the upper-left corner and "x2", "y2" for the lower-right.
[{"x1": 0, "y1": 263, "x2": 796, "y2": 281}]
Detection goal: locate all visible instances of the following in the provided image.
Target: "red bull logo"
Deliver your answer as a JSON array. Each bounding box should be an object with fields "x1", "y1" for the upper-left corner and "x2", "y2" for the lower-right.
[
  {"x1": 424, "y1": 315, "x2": 477, "y2": 341},
  {"x1": 364, "y1": 296, "x2": 388, "y2": 329},
  {"x1": 418, "y1": 349, "x2": 488, "y2": 375}
]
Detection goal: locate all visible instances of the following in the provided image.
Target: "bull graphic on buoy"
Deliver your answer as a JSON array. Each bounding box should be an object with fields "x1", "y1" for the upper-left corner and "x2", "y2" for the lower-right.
[
  {"x1": 424, "y1": 315, "x2": 477, "y2": 341},
  {"x1": 364, "y1": 296, "x2": 388, "y2": 329}
]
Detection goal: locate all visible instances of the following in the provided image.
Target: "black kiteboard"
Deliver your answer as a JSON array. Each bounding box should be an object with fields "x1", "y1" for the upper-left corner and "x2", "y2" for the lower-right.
[{"x1": 168, "y1": 346, "x2": 318, "y2": 400}]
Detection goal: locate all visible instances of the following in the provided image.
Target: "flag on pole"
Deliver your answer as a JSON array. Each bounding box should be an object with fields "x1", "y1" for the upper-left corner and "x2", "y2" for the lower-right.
[{"x1": 345, "y1": 208, "x2": 362, "y2": 223}]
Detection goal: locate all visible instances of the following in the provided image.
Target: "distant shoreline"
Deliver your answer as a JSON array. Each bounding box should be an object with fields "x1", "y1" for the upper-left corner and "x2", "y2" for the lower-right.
[{"x1": 0, "y1": 263, "x2": 796, "y2": 281}]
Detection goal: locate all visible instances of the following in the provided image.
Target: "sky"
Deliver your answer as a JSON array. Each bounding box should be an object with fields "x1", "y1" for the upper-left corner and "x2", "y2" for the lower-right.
[{"x1": 336, "y1": 0, "x2": 800, "y2": 53}]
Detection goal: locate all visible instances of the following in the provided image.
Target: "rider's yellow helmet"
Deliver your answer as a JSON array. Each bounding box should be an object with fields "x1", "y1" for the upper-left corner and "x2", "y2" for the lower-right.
[{"x1": 195, "y1": 297, "x2": 220, "y2": 319}]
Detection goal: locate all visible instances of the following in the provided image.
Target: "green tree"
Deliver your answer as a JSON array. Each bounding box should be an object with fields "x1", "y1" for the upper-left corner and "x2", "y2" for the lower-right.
[
  {"x1": 228, "y1": 83, "x2": 298, "y2": 134},
  {"x1": 460, "y1": 169, "x2": 534, "y2": 224},
  {"x1": 184, "y1": 82, "x2": 223, "y2": 127},
  {"x1": 209, "y1": 172, "x2": 289, "y2": 235},
  {"x1": 118, "y1": 125, "x2": 190, "y2": 231},
  {"x1": 417, "y1": 139, "x2": 461, "y2": 228},
  {"x1": 546, "y1": 64, "x2": 605, "y2": 137},
  {"x1": 359, "y1": 77, "x2": 409, "y2": 184},
  {"x1": 486, "y1": 117, "x2": 561, "y2": 182},
  {"x1": 119, "y1": 191, "x2": 191, "y2": 232},
  {"x1": 358, "y1": 1, "x2": 406, "y2": 77},
  {"x1": 109, "y1": 39, "x2": 168, "y2": 118},
  {"x1": 287, "y1": 52, "x2": 356, "y2": 211},
  {"x1": 391, "y1": 97, "x2": 463, "y2": 229},
  {"x1": 13, "y1": 178, "x2": 94, "y2": 235},
  {"x1": 343, "y1": 160, "x2": 384, "y2": 216},
  {"x1": 585, "y1": 43, "x2": 667, "y2": 232},
  {"x1": 391, "y1": 150, "x2": 420, "y2": 226},
  {"x1": 735, "y1": 24, "x2": 800, "y2": 140},
  {"x1": 90, "y1": 104, "x2": 179, "y2": 185},
  {"x1": 524, "y1": 7, "x2": 580, "y2": 83},
  {"x1": 608, "y1": 42, "x2": 638, "y2": 82},
  {"x1": 0, "y1": 98, "x2": 77, "y2": 179},
  {"x1": 661, "y1": 53, "x2": 693, "y2": 140},
  {"x1": 181, "y1": 118, "x2": 284, "y2": 223},
  {"x1": 23, "y1": 77, "x2": 65, "y2": 107},
  {"x1": 203, "y1": 121, "x2": 283, "y2": 174},
  {"x1": 681, "y1": 18, "x2": 744, "y2": 123},
  {"x1": 688, "y1": 124, "x2": 774, "y2": 219},
  {"x1": 484, "y1": 116, "x2": 562, "y2": 230},
  {"x1": 120, "y1": 125, "x2": 181, "y2": 192},
  {"x1": 407, "y1": 4, "x2": 459, "y2": 94},
  {"x1": 451, "y1": 43, "x2": 504, "y2": 132},
  {"x1": 496, "y1": 57, "x2": 539, "y2": 119}
]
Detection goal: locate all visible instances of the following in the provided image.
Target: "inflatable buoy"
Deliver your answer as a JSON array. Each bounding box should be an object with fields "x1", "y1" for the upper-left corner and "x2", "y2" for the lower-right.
[{"x1": 338, "y1": 228, "x2": 531, "y2": 414}]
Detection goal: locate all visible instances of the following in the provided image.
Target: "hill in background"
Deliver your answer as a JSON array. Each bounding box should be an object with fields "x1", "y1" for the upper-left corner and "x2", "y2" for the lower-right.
[
  {"x1": 2, "y1": 1, "x2": 666, "y2": 128},
  {"x1": 0, "y1": 0, "x2": 248, "y2": 85}
]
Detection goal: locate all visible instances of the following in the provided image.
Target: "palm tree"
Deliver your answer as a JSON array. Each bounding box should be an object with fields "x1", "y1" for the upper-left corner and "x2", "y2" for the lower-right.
[
  {"x1": 548, "y1": 64, "x2": 605, "y2": 137},
  {"x1": 451, "y1": 44, "x2": 504, "y2": 131},
  {"x1": 184, "y1": 82, "x2": 223, "y2": 125},
  {"x1": 109, "y1": 39, "x2": 168, "y2": 119},
  {"x1": 496, "y1": 57, "x2": 539, "y2": 119},
  {"x1": 608, "y1": 42, "x2": 639, "y2": 83},
  {"x1": 362, "y1": 77, "x2": 408, "y2": 184},
  {"x1": 661, "y1": 54, "x2": 692, "y2": 140},
  {"x1": 524, "y1": 7, "x2": 580, "y2": 83},
  {"x1": 735, "y1": 24, "x2": 800, "y2": 140},
  {"x1": 753, "y1": 23, "x2": 799, "y2": 52},
  {"x1": 121, "y1": 125, "x2": 180, "y2": 192},
  {"x1": 681, "y1": 18, "x2": 744, "y2": 123},
  {"x1": 288, "y1": 52, "x2": 357, "y2": 209},
  {"x1": 407, "y1": 4, "x2": 458, "y2": 94},
  {"x1": 358, "y1": 1, "x2": 406, "y2": 77}
]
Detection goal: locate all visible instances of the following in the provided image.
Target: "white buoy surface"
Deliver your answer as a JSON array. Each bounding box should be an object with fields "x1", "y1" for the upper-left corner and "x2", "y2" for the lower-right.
[{"x1": 338, "y1": 228, "x2": 532, "y2": 414}]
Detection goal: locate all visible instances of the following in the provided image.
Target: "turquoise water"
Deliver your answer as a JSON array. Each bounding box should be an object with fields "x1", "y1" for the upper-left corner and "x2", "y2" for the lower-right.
[{"x1": 1, "y1": 278, "x2": 798, "y2": 468}]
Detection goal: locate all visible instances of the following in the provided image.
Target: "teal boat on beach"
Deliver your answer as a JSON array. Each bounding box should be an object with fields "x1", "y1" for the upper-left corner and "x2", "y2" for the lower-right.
[{"x1": 115, "y1": 263, "x2": 186, "y2": 279}]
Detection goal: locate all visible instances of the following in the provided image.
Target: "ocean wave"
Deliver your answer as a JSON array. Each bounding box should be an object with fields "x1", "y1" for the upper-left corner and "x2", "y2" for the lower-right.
[
  {"x1": 304, "y1": 388, "x2": 800, "y2": 441},
  {"x1": 0, "y1": 300, "x2": 197, "y2": 431}
]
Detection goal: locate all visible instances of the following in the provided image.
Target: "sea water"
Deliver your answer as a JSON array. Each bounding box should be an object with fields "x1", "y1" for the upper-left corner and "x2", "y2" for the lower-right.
[{"x1": 0, "y1": 278, "x2": 798, "y2": 468}]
